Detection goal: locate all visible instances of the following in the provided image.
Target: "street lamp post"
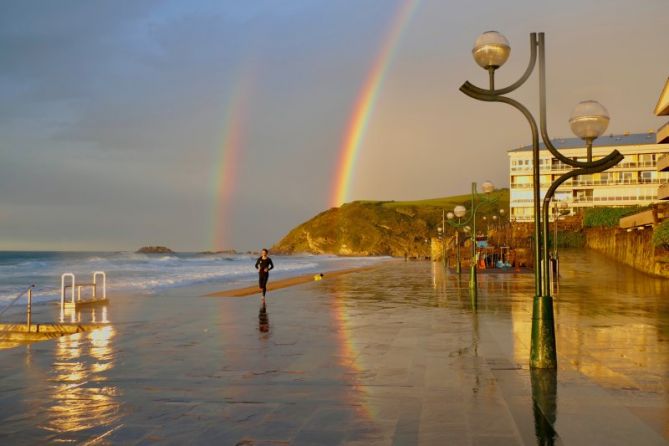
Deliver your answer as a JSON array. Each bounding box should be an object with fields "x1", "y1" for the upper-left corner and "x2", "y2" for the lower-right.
[
  {"x1": 498, "y1": 208, "x2": 507, "y2": 245},
  {"x1": 460, "y1": 31, "x2": 623, "y2": 369},
  {"x1": 552, "y1": 200, "x2": 569, "y2": 279},
  {"x1": 437, "y1": 225, "x2": 445, "y2": 267},
  {"x1": 440, "y1": 209, "x2": 447, "y2": 268},
  {"x1": 424, "y1": 238, "x2": 429, "y2": 260},
  {"x1": 446, "y1": 211, "x2": 460, "y2": 274},
  {"x1": 552, "y1": 202, "x2": 559, "y2": 260},
  {"x1": 463, "y1": 224, "x2": 472, "y2": 281},
  {"x1": 447, "y1": 181, "x2": 496, "y2": 298}
]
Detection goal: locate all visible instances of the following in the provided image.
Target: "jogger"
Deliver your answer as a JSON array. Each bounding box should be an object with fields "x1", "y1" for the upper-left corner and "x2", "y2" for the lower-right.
[{"x1": 255, "y1": 249, "x2": 274, "y2": 298}]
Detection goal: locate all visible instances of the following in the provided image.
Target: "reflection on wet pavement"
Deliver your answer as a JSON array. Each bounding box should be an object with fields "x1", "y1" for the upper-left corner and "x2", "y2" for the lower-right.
[
  {"x1": 531, "y1": 369, "x2": 558, "y2": 446},
  {"x1": 258, "y1": 302, "x2": 269, "y2": 333},
  {"x1": 0, "y1": 249, "x2": 668, "y2": 445},
  {"x1": 43, "y1": 326, "x2": 120, "y2": 441}
]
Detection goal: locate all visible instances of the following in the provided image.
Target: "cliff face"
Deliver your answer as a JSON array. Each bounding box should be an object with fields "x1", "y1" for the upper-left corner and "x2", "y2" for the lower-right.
[
  {"x1": 272, "y1": 191, "x2": 509, "y2": 256},
  {"x1": 272, "y1": 202, "x2": 429, "y2": 256}
]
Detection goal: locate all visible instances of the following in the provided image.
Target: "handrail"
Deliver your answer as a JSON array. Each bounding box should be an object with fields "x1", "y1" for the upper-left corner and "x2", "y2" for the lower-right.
[
  {"x1": 60, "y1": 272, "x2": 108, "y2": 314},
  {"x1": 0, "y1": 285, "x2": 35, "y2": 321},
  {"x1": 93, "y1": 271, "x2": 106, "y2": 299},
  {"x1": 61, "y1": 273, "x2": 75, "y2": 308}
]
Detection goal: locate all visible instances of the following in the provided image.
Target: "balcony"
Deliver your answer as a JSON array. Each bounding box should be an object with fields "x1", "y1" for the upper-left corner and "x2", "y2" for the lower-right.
[
  {"x1": 658, "y1": 121, "x2": 669, "y2": 144},
  {"x1": 509, "y1": 178, "x2": 663, "y2": 189},
  {"x1": 659, "y1": 183, "x2": 669, "y2": 201},
  {"x1": 511, "y1": 160, "x2": 661, "y2": 173},
  {"x1": 655, "y1": 77, "x2": 669, "y2": 116},
  {"x1": 572, "y1": 195, "x2": 657, "y2": 203},
  {"x1": 558, "y1": 178, "x2": 662, "y2": 187},
  {"x1": 658, "y1": 154, "x2": 669, "y2": 172},
  {"x1": 510, "y1": 183, "x2": 550, "y2": 189},
  {"x1": 511, "y1": 194, "x2": 658, "y2": 205}
]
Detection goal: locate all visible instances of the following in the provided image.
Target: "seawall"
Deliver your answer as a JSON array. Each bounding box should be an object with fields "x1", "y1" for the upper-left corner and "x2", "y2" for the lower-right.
[{"x1": 584, "y1": 227, "x2": 669, "y2": 278}]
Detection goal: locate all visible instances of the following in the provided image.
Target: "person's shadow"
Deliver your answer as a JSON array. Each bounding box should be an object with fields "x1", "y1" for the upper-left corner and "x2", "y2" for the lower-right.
[{"x1": 258, "y1": 302, "x2": 270, "y2": 333}]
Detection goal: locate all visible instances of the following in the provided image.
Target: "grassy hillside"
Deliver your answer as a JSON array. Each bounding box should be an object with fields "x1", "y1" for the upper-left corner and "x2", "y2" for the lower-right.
[{"x1": 272, "y1": 189, "x2": 509, "y2": 256}]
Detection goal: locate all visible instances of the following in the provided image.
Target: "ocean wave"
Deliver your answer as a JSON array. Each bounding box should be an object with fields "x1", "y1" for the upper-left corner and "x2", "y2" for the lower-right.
[
  {"x1": 0, "y1": 253, "x2": 388, "y2": 303},
  {"x1": 86, "y1": 256, "x2": 106, "y2": 262}
]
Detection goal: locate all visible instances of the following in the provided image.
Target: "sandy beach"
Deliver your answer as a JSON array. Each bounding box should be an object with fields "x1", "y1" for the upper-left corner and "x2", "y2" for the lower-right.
[
  {"x1": 1, "y1": 251, "x2": 668, "y2": 445},
  {"x1": 205, "y1": 263, "x2": 387, "y2": 297}
]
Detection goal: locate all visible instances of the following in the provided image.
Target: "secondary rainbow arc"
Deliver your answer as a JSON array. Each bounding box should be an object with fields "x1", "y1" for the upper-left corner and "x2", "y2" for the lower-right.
[{"x1": 211, "y1": 78, "x2": 253, "y2": 251}]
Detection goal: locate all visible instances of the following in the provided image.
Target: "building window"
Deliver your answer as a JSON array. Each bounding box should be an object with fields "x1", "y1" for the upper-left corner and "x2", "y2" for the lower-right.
[{"x1": 640, "y1": 153, "x2": 656, "y2": 167}]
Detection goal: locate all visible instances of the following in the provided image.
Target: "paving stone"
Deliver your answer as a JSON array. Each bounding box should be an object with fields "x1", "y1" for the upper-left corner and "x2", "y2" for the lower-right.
[{"x1": 0, "y1": 250, "x2": 668, "y2": 445}]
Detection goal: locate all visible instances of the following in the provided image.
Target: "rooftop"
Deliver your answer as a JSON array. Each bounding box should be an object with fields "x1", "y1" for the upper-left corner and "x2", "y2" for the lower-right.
[{"x1": 508, "y1": 132, "x2": 657, "y2": 153}]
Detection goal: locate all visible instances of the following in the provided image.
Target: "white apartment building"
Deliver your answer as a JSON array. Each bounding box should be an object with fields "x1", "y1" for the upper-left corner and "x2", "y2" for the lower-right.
[{"x1": 508, "y1": 133, "x2": 669, "y2": 221}]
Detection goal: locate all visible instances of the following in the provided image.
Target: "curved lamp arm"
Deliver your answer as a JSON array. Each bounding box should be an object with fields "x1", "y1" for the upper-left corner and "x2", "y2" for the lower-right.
[
  {"x1": 536, "y1": 33, "x2": 621, "y2": 169},
  {"x1": 459, "y1": 86, "x2": 540, "y2": 151},
  {"x1": 445, "y1": 192, "x2": 498, "y2": 230},
  {"x1": 461, "y1": 32, "x2": 623, "y2": 171},
  {"x1": 447, "y1": 212, "x2": 474, "y2": 228}
]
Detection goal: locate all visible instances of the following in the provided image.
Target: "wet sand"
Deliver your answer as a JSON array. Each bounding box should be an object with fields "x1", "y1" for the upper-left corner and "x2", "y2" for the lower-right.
[
  {"x1": 205, "y1": 264, "x2": 385, "y2": 297},
  {"x1": 1, "y1": 250, "x2": 668, "y2": 445}
]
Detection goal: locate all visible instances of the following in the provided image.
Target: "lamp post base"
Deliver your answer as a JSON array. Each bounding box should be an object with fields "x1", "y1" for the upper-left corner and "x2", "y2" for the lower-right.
[
  {"x1": 469, "y1": 266, "x2": 477, "y2": 309},
  {"x1": 530, "y1": 295, "x2": 557, "y2": 369}
]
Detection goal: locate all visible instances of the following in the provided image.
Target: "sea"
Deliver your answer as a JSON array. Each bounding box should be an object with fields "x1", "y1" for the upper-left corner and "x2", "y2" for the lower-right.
[{"x1": 0, "y1": 251, "x2": 388, "y2": 306}]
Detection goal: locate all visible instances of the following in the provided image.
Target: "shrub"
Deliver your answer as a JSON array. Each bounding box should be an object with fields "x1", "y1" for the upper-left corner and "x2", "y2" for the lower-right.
[
  {"x1": 583, "y1": 207, "x2": 639, "y2": 228},
  {"x1": 653, "y1": 220, "x2": 669, "y2": 248},
  {"x1": 550, "y1": 231, "x2": 586, "y2": 248}
]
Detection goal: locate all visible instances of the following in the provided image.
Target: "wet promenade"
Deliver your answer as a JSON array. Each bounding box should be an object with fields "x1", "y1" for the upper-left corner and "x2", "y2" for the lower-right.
[{"x1": 0, "y1": 250, "x2": 668, "y2": 445}]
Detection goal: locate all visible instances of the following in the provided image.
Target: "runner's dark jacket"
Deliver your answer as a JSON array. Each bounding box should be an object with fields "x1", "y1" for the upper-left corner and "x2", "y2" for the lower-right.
[{"x1": 255, "y1": 257, "x2": 274, "y2": 273}]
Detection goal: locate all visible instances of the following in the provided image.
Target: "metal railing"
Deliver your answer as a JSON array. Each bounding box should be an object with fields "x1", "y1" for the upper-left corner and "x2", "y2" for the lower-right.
[
  {"x1": 511, "y1": 160, "x2": 659, "y2": 172},
  {"x1": 61, "y1": 272, "x2": 107, "y2": 310},
  {"x1": 511, "y1": 194, "x2": 658, "y2": 205},
  {"x1": 511, "y1": 178, "x2": 664, "y2": 189},
  {"x1": 572, "y1": 195, "x2": 658, "y2": 203},
  {"x1": 0, "y1": 285, "x2": 36, "y2": 329}
]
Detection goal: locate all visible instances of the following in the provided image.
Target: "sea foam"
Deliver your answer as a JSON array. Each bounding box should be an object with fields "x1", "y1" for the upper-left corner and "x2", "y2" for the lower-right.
[{"x1": 0, "y1": 252, "x2": 386, "y2": 304}]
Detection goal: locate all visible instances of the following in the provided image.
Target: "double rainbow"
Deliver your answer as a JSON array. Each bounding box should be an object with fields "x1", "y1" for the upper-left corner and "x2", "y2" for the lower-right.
[
  {"x1": 330, "y1": 0, "x2": 421, "y2": 207},
  {"x1": 211, "y1": 77, "x2": 253, "y2": 251}
]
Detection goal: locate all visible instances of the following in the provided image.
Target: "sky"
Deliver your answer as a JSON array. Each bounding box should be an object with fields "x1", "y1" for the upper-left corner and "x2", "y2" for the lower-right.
[{"x1": 0, "y1": 0, "x2": 667, "y2": 251}]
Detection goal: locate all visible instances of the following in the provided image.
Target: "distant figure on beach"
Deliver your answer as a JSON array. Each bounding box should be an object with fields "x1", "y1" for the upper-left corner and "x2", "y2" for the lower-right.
[
  {"x1": 255, "y1": 249, "x2": 274, "y2": 300},
  {"x1": 313, "y1": 273, "x2": 324, "y2": 281}
]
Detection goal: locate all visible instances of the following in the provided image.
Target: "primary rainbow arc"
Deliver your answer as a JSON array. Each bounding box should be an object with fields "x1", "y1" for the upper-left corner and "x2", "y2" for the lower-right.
[{"x1": 330, "y1": 0, "x2": 421, "y2": 207}]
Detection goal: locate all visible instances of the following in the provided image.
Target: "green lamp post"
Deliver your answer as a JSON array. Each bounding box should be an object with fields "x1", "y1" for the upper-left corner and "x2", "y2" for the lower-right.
[
  {"x1": 460, "y1": 31, "x2": 623, "y2": 369},
  {"x1": 446, "y1": 211, "x2": 460, "y2": 274},
  {"x1": 446, "y1": 181, "x2": 496, "y2": 299}
]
